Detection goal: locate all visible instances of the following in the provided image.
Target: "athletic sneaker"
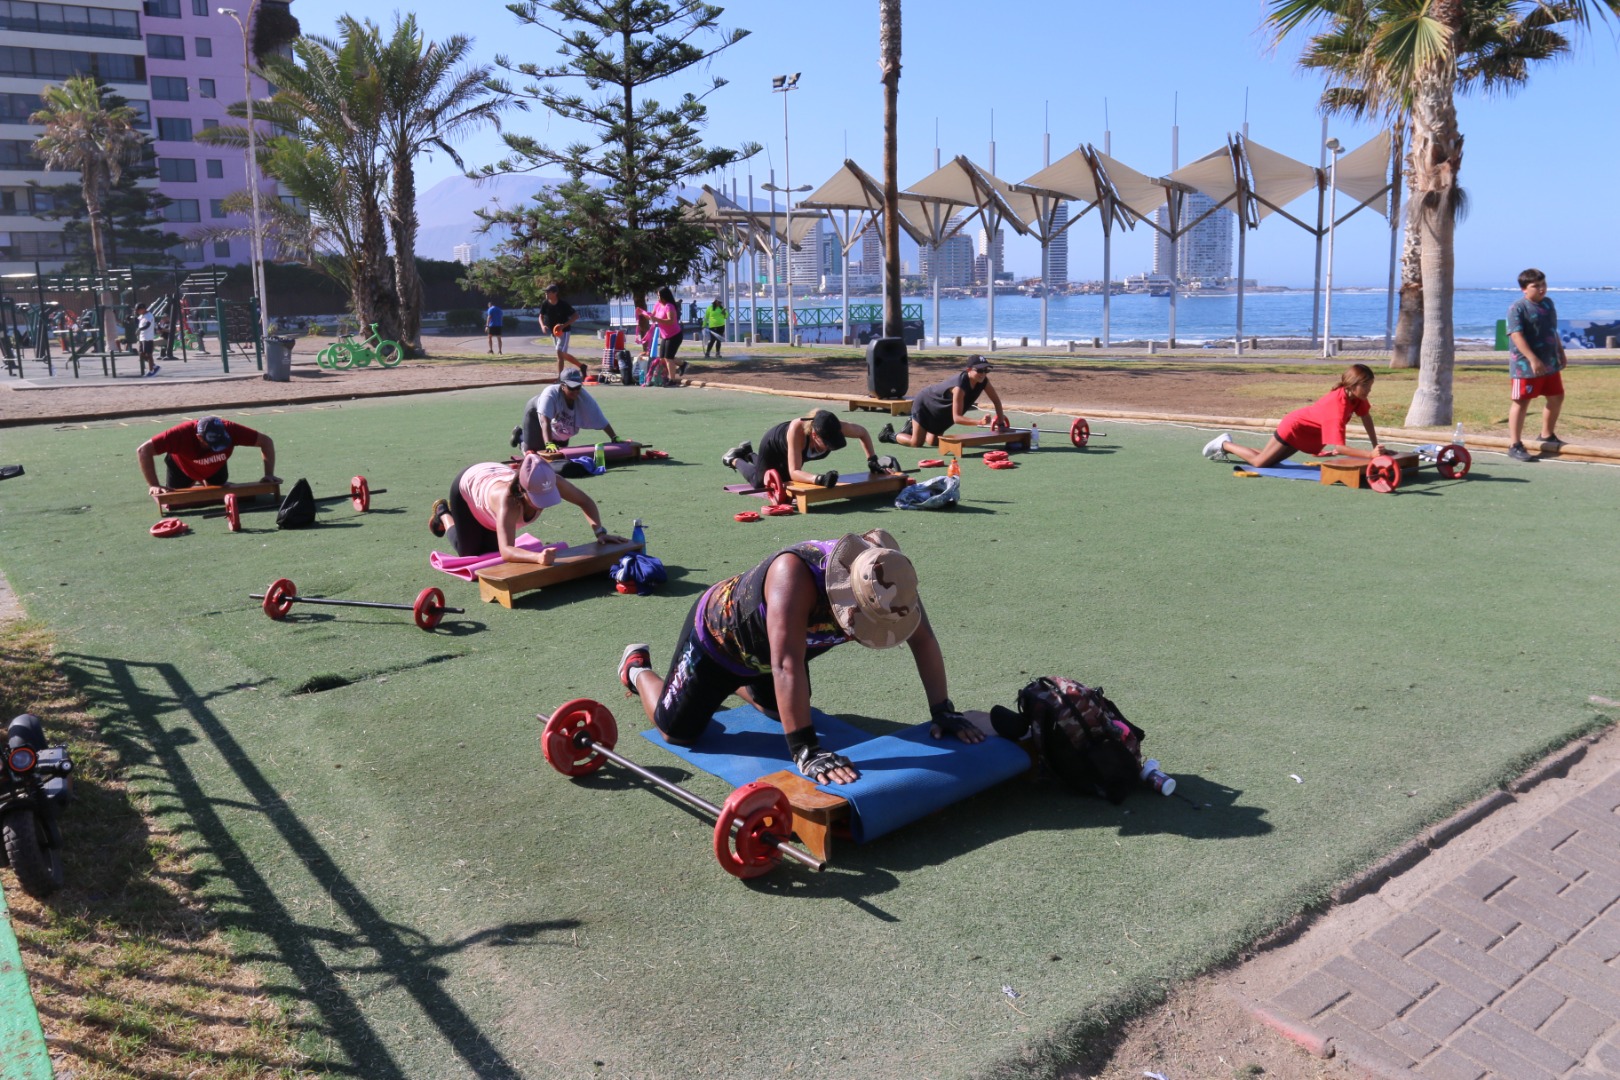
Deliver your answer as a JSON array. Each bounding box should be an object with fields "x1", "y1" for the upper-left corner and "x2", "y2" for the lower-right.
[
  {"x1": 618, "y1": 643, "x2": 652, "y2": 693},
  {"x1": 721, "y1": 441, "x2": 752, "y2": 469},
  {"x1": 878, "y1": 422, "x2": 896, "y2": 444},
  {"x1": 510, "y1": 425, "x2": 522, "y2": 448},
  {"x1": 1202, "y1": 433, "x2": 1231, "y2": 461},
  {"x1": 146, "y1": 364, "x2": 161, "y2": 378},
  {"x1": 1507, "y1": 443, "x2": 1533, "y2": 462},
  {"x1": 428, "y1": 498, "x2": 449, "y2": 537},
  {"x1": 1538, "y1": 434, "x2": 1565, "y2": 447}
]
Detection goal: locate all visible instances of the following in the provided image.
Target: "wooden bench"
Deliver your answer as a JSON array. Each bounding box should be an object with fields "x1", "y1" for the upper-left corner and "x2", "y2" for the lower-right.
[
  {"x1": 846, "y1": 396, "x2": 912, "y2": 416},
  {"x1": 785, "y1": 470, "x2": 911, "y2": 513},
  {"x1": 1318, "y1": 451, "x2": 1419, "y2": 490},
  {"x1": 936, "y1": 428, "x2": 1033, "y2": 458},
  {"x1": 474, "y1": 539, "x2": 642, "y2": 608},
  {"x1": 756, "y1": 769, "x2": 851, "y2": 863},
  {"x1": 154, "y1": 480, "x2": 281, "y2": 513}
]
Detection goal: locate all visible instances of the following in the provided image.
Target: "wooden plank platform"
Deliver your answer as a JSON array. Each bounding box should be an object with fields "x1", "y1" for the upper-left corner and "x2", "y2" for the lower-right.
[
  {"x1": 533, "y1": 441, "x2": 644, "y2": 465},
  {"x1": 474, "y1": 539, "x2": 642, "y2": 608},
  {"x1": 756, "y1": 769, "x2": 851, "y2": 863},
  {"x1": 155, "y1": 480, "x2": 280, "y2": 513},
  {"x1": 936, "y1": 428, "x2": 1033, "y2": 458},
  {"x1": 846, "y1": 397, "x2": 912, "y2": 416},
  {"x1": 785, "y1": 470, "x2": 911, "y2": 513},
  {"x1": 1317, "y1": 451, "x2": 1419, "y2": 490}
]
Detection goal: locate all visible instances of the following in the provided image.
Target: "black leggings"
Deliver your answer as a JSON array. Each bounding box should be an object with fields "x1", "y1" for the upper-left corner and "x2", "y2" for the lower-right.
[
  {"x1": 446, "y1": 467, "x2": 498, "y2": 557},
  {"x1": 165, "y1": 456, "x2": 226, "y2": 488},
  {"x1": 661, "y1": 330, "x2": 683, "y2": 361}
]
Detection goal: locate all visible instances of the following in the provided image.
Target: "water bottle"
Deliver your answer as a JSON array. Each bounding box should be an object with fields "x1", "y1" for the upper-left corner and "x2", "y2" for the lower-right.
[
  {"x1": 1140, "y1": 759, "x2": 1176, "y2": 796},
  {"x1": 946, "y1": 455, "x2": 960, "y2": 478},
  {"x1": 631, "y1": 518, "x2": 646, "y2": 549},
  {"x1": 1029, "y1": 424, "x2": 1040, "y2": 450},
  {"x1": 1452, "y1": 422, "x2": 1465, "y2": 446},
  {"x1": 594, "y1": 442, "x2": 606, "y2": 470}
]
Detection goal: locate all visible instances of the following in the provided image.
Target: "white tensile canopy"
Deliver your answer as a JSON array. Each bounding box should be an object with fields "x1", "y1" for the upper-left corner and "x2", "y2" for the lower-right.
[
  {"x1": 799, "y1": 161, "x2": 924, "y2": 344},
  {"x1": 1017, "y1": 146, "x2": 1137, "y2": 344}
]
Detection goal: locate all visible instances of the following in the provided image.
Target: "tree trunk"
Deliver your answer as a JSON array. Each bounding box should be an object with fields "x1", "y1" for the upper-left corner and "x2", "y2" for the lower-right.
[
  {"x1": 1402, "y1": 52, "x2": 1463, "y2": 427},
  {"x1": 390, "y1": 159, "x2": 424, "y2": 355},
  {"x1": 83, "y1": 174, "x2": 116, "y2": 353},
  {"x1": 356, "y1": 184, "x2": 400, "y2": 341},
  {"x1": 1389, "y1": 152, "x2": 1422, "y2": 369},
  {"x1": 879, "y1": 0, "x2": 902, "y2": 339}
]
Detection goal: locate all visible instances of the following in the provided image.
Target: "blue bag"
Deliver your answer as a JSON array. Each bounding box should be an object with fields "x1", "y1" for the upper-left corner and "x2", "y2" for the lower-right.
[{"x1": 611, "y1": 552, "x2": 667, "y2": 592}]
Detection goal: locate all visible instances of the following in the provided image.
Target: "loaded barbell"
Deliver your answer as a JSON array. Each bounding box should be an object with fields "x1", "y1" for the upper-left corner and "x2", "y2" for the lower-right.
[
  {"x1": 251, "y1": 578, "x2": 462, "y2": 631},
  {"x1": 541, "y1": 698, "x2": 823, "y2": 879}
]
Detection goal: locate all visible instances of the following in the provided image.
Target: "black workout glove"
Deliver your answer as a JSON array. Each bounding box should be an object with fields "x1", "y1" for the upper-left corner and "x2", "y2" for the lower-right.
[
  {"x1": 929, "y1": 697, "x2": 975, "y2": 738},
  {"x1": 813, "y1": 470, "x2": 839, "y2": 487},
  {"x1": 868, "y1": 454, "x2": 882, "y2": 473}
]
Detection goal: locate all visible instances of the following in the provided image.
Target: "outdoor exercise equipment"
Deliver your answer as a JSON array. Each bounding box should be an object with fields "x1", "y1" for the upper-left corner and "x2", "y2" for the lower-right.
[
  {"x1": 328, "y1": 322, "x2": 403, "y2": 369},
  {"x1": 1416, "y1": 442, "x2": 1472, "y2": 480},
  {"x1": 1069, "y1": 417, "x2": 1091, "y2": 448},
  {"x1": 224, "y1": 493, "x2": 241, "y2": 532},
  {"x1": 763, "y1": 469, "x2": 788, "y2": 507},
  {"x1": 985, "y1": 415, "x2": 1012, "y2": 434},
  {"x1": 253, "y1": 579, "x2": 461, "y2": 631},
  {"x1": 1365, "y1": 454, "x2": 1401, "y2": 493},
  {"x1": 540, "y1": 698, "x2": 823, "y2": 879}
]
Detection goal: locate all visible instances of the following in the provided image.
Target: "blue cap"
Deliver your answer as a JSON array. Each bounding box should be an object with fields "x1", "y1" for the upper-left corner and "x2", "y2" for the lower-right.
[{"x1": 197, "y1": 417, "x2": 232, "y2": 453}]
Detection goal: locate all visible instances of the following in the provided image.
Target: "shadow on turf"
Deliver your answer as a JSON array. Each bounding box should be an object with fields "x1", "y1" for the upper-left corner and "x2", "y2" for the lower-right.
[
  {"x1": 58, "y1": 651, "x2": 570, "y2": 1080},
  {"x1": 268, "y1": 610, "x2": 489, "y2": 637}
]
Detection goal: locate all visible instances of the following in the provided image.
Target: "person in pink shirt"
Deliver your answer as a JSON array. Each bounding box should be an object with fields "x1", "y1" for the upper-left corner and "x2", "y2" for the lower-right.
[
  {"x1": 637, "y1": 287, "x2": 686, "y2": 377},
  {"x1": 428, "y1": 455, "x2": 626, "y2": 563},
  {"x1": 1201, "y1": 363, "x2": 1386, "y2": 467}
]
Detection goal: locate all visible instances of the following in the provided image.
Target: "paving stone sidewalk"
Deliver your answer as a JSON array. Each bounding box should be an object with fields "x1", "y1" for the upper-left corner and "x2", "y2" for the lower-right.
[{"x1": 1257, "y1": 761, "x2": 1620, "y2": 1079}]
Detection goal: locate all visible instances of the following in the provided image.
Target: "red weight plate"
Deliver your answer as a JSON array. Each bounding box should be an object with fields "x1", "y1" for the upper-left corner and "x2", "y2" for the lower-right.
[
  {"x1": 263, "y1": 577, "x2": 296, "y2": 620},
  {"x1": 987, "y1": 459, "x2": 1019, "y2": 470},
  {"x1": 918, "y1": 458, "x2": 945, "y2": 468},
  {"x1": 763, "y1": 503, "x2": 796, "y2": 516},
  {"x1": 1366, "y1": 455, "x2": 1402, "y2": 493},
  {"x1": 763, "y1": 469, "x2": 788, "y2": 507},
  {"x1": 541, "y1": 698, "x2": 619, "y2": 777},
  {"x1": 643, "y1": 449, "x2": 670, "y2": 460},
  {"x1": 714, "y1": 781, "x2": 792, "y2": 879},
  {"x1": 1070, "y1": 417, "x2": 1091, "y2": 449},
  {"x1": 1436, "y1": 443, "x2": 1472, "y2": 480},
  {"x1": 351, "y1": 475, "x2": 370, "y2": 513},
  {"x1": 224, "y1": 493, "x2": 241, "y2": 532},
  {"x1": 733, "y1": 511, "x2": 761, "y2": 523},
  {"x1": 413, "y1": 586, "x2": 445, "y2": 630}
]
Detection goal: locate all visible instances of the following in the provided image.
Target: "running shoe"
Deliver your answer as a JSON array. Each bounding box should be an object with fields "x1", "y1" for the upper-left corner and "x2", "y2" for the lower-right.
[
  {"x1": 618, "y1": 643, "x2": 652, "y2": 693},
  {"x1": 1202, "y1": 433, "x2": 1230, "y2": 461},
  {"x1": 878, "y1": 423, "x2": 895, "y2": 444},
  {"x1": 1538, "y1": 434, "x2": 1565, "y2": 447},
  {"x1": 721, "y1": 441, "x2": 751, "y2": 469},
  {"x1": 1507, "y1": 443, "x2": 1533, "y2": 462},
  {"x1": 428, "y1": 498, "x2": 450, "y2": 537},
  {"x1": 510, "y1": 425, "x2": 522, "y2": 448},
  {"x1": 147, "y1": 364, "x2": 161, "y2": 378}
]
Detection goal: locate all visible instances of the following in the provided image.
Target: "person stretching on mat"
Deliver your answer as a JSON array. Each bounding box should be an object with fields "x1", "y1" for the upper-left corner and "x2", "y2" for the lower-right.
[
  {"x1": 1201, "y1": 363, "x2": 1387, "y2": 468},
  {"x1": 512, "y1": 367, "x2": 622, "y2": 451},
  {"x1": 719, "y1": 409, "x2": 896, "y2": 491},
  {"x1": 428, "y1": 454, "x2": 626, "y2": 565},
  {"x1": 137, "y1": 416, "x2": 278, "y2": 497},
  {"x1": 618, "y1": 529, "x2": 984, "y2": 786},
  {"x1": 879, "y1": 355, "x2": 1008, "y2": 448}
]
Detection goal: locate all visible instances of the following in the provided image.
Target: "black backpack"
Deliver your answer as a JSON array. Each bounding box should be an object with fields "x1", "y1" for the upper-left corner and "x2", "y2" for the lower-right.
[
  {"x1": 275, "y1": 478, "x2": 317, "y2": 529},
  {"x1": 993, "y1": 677, "x2": 1145, "y2": 803}
]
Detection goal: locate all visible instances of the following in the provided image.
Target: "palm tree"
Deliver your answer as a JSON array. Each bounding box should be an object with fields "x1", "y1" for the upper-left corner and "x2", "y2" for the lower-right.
[
  {"x1": 29, "y1": 75, "x2": 145, "y2": 345},
  {"x1": 370, "y1": 14, "x2": 512, "y2": 354},
  {"x1": 1290, "y1": 0, "x2": 1583, "y2": 369},
  {"x1": 879, "y1": 0, "x2": 903, "y2": 340}
]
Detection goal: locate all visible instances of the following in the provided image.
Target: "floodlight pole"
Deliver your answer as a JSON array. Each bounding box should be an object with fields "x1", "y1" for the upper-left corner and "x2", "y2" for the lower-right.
[
  {"x1": 772, "y1": 73, "x2": 800, "y2": 345},
  {"x1": 1322, "y1": 137, "x2": 1343, "y2": 359},
  {"x1": 220, "y1": 4, "x2": 268, "y2": 342}
]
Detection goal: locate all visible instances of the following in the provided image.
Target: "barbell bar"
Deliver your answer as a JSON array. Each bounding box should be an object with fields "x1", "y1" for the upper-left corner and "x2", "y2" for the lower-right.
[
  {"x1": 250, "y1": 578, "x2": 462, "y2": 630},
  {"x1": 541, "y1": 698, "x2": 824, "y2": 878}
]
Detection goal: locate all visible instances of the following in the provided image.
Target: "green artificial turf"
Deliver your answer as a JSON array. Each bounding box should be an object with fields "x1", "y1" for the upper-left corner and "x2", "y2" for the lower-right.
[{"x1": 1, "y1": 385, "x2": 1616, "y2": 1079}]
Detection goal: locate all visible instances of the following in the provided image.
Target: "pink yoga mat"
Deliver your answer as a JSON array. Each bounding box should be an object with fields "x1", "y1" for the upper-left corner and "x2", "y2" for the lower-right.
[{"x1": 429, "y1": 534, "x2": 560, "y2": 580}]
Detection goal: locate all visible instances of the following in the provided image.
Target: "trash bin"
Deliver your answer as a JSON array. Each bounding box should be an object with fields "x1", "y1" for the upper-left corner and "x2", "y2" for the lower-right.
[{"x1": 264, "y1": 336, "x2": 295, "y2": 381}]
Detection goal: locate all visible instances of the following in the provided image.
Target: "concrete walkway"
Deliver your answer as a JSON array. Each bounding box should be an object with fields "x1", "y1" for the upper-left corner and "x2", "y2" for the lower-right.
[{"x1": 1242, "y1": 728, "x2": 1620, "y2": 1079}]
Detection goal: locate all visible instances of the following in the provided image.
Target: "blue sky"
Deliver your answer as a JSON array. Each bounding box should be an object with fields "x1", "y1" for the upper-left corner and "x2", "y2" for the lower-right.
[{"x1": 318, "y1": 0, "x2": 1619, "y2": 287}]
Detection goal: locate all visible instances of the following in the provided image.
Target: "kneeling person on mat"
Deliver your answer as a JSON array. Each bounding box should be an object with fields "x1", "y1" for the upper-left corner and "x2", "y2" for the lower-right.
[
  {"x1": 513, "y1": 368, "x2": 621, "y2": 451},
  {"x1": 617, "y1": 530, "x2": 984, "y2": 787},
  {"x1": 138, "y1": 415, "x2": 279, "y2": 497},
  {"x1": 428, "y1": 455, "x2": 626, "y2": 564},
  {"x1": 721, "y1": 409, "x2": 894, "y2": 490},
  {"x1": 880, "y1": 355, "x2": 1007, "y2": 448},
  {"x1": 1201, "y1": 363, "x2": 1386, "y2": 468}
]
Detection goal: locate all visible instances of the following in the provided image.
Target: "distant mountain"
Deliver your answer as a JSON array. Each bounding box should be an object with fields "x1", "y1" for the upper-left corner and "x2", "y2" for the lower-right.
[{"x1": 415, "y1": 173, "x2": 562, "y2": 262}]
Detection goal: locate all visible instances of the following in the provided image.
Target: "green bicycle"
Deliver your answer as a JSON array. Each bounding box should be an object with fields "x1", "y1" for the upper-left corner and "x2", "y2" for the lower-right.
[{"x1": 328, "y1": 322, "x2": 403, "y2": 369}]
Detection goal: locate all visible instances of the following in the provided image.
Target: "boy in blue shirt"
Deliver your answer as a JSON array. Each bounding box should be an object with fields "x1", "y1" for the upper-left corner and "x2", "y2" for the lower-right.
[
  {"x1": 485, "y1": 302, "x2": 503, "y2": 354},
  {"x1": 1505, "y1": 268, "x2": 1567, "y2": 461}
]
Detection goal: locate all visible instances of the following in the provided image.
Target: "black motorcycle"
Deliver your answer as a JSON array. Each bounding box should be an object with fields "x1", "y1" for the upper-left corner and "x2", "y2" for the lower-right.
[{"x1": 0, "y1": 714, "x2": 74, "y2": 899}]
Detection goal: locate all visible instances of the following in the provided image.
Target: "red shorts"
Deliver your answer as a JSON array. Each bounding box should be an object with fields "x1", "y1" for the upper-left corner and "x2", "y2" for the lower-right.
[{"x1": 1511, "y1": 372, "x2": 1563, "y2": 402}]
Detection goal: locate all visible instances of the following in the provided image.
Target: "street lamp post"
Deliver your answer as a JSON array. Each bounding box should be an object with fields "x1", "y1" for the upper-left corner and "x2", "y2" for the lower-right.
[
  {"x1": 219, "y1": 5, "x2": 269, "y2": 343},
  {"x1": 771, "y1": 73, "x2": 799, "y2": 344},
  {"x1": 1322, "y1": 137, "x2": 1343, "y2": 359}
]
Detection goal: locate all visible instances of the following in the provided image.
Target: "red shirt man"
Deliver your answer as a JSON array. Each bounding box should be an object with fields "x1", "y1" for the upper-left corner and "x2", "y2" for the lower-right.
[{"x1": 137, "y1": 416, "x2": 279, "y2": 496}]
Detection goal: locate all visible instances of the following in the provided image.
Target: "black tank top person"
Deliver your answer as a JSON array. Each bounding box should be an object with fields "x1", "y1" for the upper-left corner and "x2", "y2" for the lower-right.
[
  {"x1": 913, "y1": 371, "x2": 985, "y2": 436},
  {"x1": 742, "y1": 419, "x2": 832, "y2": 487}
]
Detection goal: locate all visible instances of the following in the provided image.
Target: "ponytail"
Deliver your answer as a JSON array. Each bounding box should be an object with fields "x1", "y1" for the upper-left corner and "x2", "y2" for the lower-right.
[{"x1": 1336, "y1": 363, "x2": 1375, "y2": 395}]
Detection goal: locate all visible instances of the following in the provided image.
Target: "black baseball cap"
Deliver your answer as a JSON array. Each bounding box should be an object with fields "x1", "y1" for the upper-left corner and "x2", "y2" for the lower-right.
[{"x1": 810, "y1": 409, "x2": 847, "y2": 451}]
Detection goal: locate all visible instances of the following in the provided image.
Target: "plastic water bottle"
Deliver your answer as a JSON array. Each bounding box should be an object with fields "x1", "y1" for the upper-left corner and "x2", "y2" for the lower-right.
[
  {"x1": 593, "y1": 442, "x2": 606, "y2": 470},
  {"x1": 1029, "y1": 424, "x2": 1040, "y2": 450},
  {"x1": 631, "y1": 518, "x2": 646, "y2": 549},
  {"x1": 1140, "y1": 759, "x2": 1176, "y2": 796},
  {"x1": 946, "y1": 455, "x2": 960, "y2": 478},
  {"x1": 1452, "y1": 422, "x2": 1465, "y2": 446}
]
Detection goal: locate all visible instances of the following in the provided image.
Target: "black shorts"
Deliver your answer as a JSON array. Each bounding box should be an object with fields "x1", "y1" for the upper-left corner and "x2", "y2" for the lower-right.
[
  {"x1": 165, "y1": 456, "x2": 226, "y2": 489},
  {"x1": 1271, "y1": 431, "x2": 1300, "y2": 458},
  {"x1": 487, "y1": 325, "x2": 503, "y2": 337},
  {"x1": 654, "y1": 596, "x2": 807, "y2": 742},
  {"x1": 446, "y1": 467, "x2": 498, "y2": 557}
]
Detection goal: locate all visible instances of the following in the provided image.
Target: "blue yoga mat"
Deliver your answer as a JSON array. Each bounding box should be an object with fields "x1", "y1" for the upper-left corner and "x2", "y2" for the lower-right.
[
  {"x1": 641, "y1": 705, "x2": 1030, "y2": 843},
  {"x1": 1233, "y1": 462, "x2": 1320, "y2": 481}
]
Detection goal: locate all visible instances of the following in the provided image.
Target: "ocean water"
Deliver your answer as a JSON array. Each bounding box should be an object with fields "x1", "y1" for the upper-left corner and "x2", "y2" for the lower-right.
[{"x1": 759, "y1": 287, "x2": 1620, "y2": 346}]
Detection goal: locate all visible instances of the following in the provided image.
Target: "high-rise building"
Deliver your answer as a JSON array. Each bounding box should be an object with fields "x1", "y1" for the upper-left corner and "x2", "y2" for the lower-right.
[
  {"x1": 919, "y1": 216, "x2": 975, "y2": 288},
  {"x1": 789, "y1": 216, "x2": 822, "y2": 288},
  {"x1": 977, "y1": 224, "x2": 1004, "y2": 283},
  {"x1": 857, "y1": 220, "x2": 883, "y2": 278},
  {"x1": 1046, "y1": 203, "x2": 1069, "y2": 286},
  {"x1": 1152, "y1": 192, "x2": 1233, "y2": 285},
  {"x1": 453, "y1": 242, "x2": 479, "y2": 266},
  {"x1": 145, "y1": 1, "x2": 294, "y2": 268},
  {"x1": 0, "y1": 0, "x2": 151, "y2": 275}
]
